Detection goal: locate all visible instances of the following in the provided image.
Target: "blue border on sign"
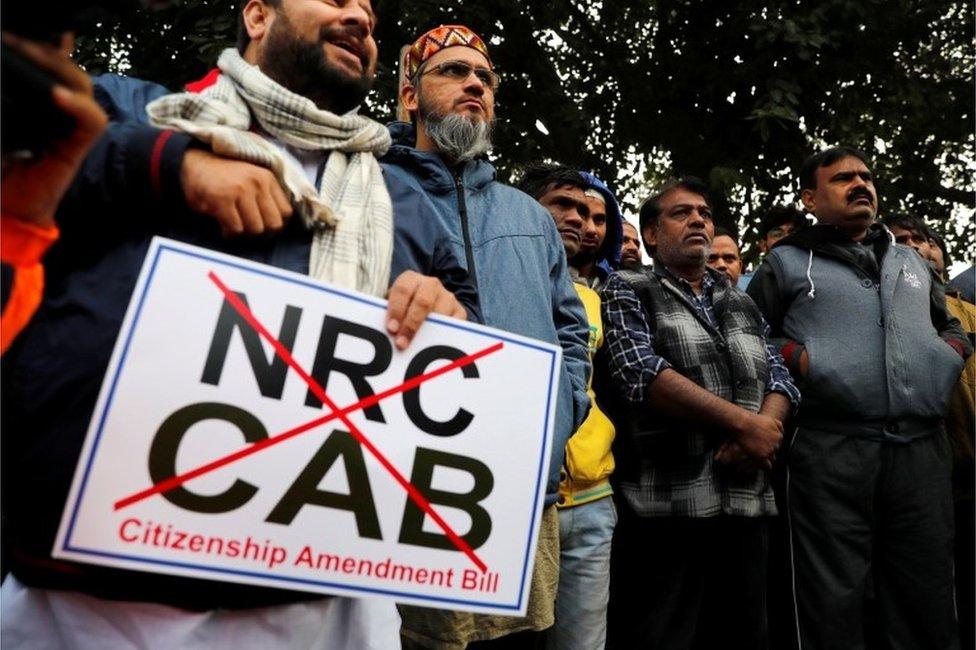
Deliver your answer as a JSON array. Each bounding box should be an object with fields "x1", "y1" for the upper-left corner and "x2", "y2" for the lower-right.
[{"x1": 61, "y1": 241, "x2": 558, "y2": 612}]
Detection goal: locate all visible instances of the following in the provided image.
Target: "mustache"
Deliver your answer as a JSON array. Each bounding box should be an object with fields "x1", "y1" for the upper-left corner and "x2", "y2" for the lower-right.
[
  {"x1": 847, "y1": 187, "x2": 874, "y2": 203},
  {"x1": 319, "y1": 24, "x2": 368, "y2": 58},
  {"x1": 320, "y1": 24, "x2": 368, "y2": 40}
]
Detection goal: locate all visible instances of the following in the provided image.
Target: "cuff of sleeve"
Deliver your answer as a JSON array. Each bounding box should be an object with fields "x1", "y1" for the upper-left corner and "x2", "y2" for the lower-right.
[
  {"x1": 0, "y1": 218, "x2": 60, "y2": 266},
  {"x1": 946, "y1": 339, "x2": 969, "y2": 360},
  {"x1": 767, "y1": 384, "x2": 801, "y2": 411},
  {"x1": 122, "y1": 127, "x2": 195, "y2": 211},
  {"x1": 625, "y1": 359, "x2": 672, "y2": 405},
  {"x1": 780, "y1": 341, "x2": 805, "y2": 376}
]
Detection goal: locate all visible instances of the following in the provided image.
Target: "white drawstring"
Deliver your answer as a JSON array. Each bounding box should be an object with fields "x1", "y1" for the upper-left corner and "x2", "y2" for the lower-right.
[{"x1": 805, "y1": 249, "x2": 816, "y2": 299}]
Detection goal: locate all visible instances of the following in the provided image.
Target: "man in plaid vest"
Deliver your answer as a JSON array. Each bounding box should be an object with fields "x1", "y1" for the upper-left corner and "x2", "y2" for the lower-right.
[{"x1": 597, "y1": 176, "x2": 799, "y2": 650}]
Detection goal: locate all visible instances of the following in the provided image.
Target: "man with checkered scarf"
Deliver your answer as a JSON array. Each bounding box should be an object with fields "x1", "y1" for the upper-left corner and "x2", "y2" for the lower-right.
[{"x1": 0, "y1": 1, "x2": 481, "y2": 648}]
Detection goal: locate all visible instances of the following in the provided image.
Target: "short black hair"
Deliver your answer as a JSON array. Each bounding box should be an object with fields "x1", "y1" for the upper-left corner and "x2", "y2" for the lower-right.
[
  {"x1": 927, "y1": 228, "x2": 951, "y2": 269},
  {"x1": 637, "y1": 176, "x2": 711, "y2": 256},
  {"x1": 799, "y1": 146, "x2": 872, "y2": 191},
  {"x1": 516, "y1": 161, "x2": 587, "y2": 199},
  {"x1": 761, "y1": 205, "x2": 807, "y2": 238},
  {"x1": 638, "y1": 176, "x2": 711, "y2": 231},
  {"x1": 881, "y1": 212, "x2": 926, "y2": 235},
  {"x1": 713, "y1": 226, "x2": 739, "y2": 246}
]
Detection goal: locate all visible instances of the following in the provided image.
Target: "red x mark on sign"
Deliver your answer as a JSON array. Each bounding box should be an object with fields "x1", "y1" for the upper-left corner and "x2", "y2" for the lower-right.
[{"x1": 115, "y1": 271, "x2": 503, "y2": 573}]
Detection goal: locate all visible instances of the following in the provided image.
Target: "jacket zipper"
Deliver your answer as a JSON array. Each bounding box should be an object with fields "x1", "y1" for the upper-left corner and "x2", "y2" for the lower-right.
[{"x1": 453, "y1": 169, "x2": 479, "y2": 290}]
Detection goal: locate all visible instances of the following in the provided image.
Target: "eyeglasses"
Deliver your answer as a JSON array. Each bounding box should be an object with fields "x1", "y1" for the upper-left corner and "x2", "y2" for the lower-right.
[{"x1": 421, "y1": 60, "x2": 500, "y2": 91}]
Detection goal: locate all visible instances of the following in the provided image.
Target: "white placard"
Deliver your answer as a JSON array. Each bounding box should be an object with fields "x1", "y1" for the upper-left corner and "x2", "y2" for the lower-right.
[{"x1": 54, "y1": 237, "x2": 560, "y2": 616}]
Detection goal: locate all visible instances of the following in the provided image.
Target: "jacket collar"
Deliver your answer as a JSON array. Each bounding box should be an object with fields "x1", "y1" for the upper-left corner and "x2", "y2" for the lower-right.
[
  {"x1": 653, "y1": 265, "x2": 730, "y2": 337},
  {"x1": 772, "y1": 222, "x2": 892, "y2": 280},
  {"x1": 382, "y1": 121, "x2": 496, "y2": 195}
]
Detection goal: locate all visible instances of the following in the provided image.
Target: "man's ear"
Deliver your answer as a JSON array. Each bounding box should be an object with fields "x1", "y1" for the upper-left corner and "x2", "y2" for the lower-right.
[
  {"x1": 242, "y1": 0, "x2": 275, "y2": 45},
  {"x1": 800, "y1": 188, "x2": 816, "y2": 214},
  {"x1": 400, "y1": 82, "x2": 419, "y2": 115},
  {"x1": 642, "y1": 224, "x2": 657, "y2": 248}
]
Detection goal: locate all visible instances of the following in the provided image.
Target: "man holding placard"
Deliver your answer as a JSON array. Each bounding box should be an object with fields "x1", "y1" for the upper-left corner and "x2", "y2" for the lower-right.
[{"x1": 1, "y1": 0, "x2": 483, "y2": 647}]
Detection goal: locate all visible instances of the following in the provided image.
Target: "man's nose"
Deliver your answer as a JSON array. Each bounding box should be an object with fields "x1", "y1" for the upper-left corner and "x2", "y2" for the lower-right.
[
  {"x1": 688, "y1": 209, "x2": 706, "y2": 227},
  {"x1": 565, "y1": 210, "x2": 584, "y2": 230},
  {"x1": 850, "y1": 175, "x2": 870, "y2": 193},
  {"x1": 580, "y1": 217, "x2": 597, "y2": 236},
  {"x1": 340, "y1": 2, "x2": 371, "y2": 35},
  {"x1": 462, "y1": 72, "x2": 486, "y2": 95}
]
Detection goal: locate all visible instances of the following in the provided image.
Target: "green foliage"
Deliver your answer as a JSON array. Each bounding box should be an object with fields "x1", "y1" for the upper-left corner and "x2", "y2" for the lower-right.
[{"x1": 75, "y1": 0, "x2": 974, "y2": 268}]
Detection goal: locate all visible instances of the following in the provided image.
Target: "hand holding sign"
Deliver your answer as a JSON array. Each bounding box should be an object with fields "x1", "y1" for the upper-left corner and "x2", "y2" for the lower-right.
[
  {"x1": 386, "y1": 270, "x2": 468, "y2": 351},
  {"x1": 55, "y1": 239, "x2": 560, "y2": 615}
]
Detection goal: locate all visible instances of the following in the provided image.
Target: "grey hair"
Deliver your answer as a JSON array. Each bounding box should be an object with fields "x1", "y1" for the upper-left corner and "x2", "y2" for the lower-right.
[{"x1": 423, "y1": 113, "x2": 493, "y2": 161}]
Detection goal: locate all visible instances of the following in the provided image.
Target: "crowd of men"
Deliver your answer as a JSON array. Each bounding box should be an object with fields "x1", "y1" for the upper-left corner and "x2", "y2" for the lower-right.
[{"x1": 1, "y1": 0, "x2": 974, "y2": 648}]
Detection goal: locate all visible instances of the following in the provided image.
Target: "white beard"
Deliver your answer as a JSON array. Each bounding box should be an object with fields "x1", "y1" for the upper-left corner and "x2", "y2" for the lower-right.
[{"x1": 422, "y1": 111, "x2": 494, "y2": 162}]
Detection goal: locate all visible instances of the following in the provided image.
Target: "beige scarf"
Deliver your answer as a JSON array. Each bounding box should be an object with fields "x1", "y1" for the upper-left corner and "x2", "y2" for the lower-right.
[{"x1": 147, "y1": 48, "x2": 393, "y2": 297}]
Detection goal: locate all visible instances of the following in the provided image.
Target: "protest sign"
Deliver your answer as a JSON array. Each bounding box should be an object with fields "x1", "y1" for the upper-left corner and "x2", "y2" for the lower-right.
[{"x1": 54, "y1": 237, "x2": 561, "y2": 616}]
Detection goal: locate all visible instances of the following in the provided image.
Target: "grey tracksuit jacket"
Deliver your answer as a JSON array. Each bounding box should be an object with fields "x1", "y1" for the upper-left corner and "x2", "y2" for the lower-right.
[{"x1": 747, "y1": 223, "x2": 971, "y2": 441}]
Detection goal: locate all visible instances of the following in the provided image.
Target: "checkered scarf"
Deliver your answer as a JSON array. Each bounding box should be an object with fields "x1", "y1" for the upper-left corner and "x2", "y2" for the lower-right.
[{"x1": 146, "y1": 48, "x2": 393, "y2": 297}]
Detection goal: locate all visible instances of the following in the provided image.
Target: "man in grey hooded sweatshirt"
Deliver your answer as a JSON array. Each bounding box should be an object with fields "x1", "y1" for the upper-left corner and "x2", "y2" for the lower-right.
[{"x1": 747, "y1": 145, "x2": 971, "y2": 650}]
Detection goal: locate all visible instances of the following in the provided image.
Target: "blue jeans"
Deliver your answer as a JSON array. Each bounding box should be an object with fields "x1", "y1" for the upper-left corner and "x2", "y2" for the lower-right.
[{"x1": 548, "y1": 495, "x2": 616, "y2": 650}]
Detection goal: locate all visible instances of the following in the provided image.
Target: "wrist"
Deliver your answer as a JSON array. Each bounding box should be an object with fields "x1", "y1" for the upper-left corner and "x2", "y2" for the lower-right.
[{"x1": 726, "y1": 405, "x2": 753, "y2": 439}]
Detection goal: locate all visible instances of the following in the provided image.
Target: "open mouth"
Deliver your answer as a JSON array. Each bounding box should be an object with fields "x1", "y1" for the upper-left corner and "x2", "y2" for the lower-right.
[{"x1": 329, "y1": 38, "x2": 366, "y2": 66}]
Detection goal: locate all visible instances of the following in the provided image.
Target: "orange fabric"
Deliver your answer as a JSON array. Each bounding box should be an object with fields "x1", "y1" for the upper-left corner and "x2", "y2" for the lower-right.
[{"x1": 1, "y1": 216, "x2": 59, "y2": 354}]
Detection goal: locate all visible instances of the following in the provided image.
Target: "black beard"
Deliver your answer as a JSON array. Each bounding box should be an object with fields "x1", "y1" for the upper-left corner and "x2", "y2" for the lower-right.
[
  {"x1": 620, "y1": 257, "x2": 644, "y2": 271},
  {"x1": 258, "y1": 16, "x2": 372, "y2": 114},
  {"x1": 569, "y1": 247, "x2": 600, "y2": 268}
]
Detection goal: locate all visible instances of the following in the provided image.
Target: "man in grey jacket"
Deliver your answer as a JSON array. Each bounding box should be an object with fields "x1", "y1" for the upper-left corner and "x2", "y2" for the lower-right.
[{"x1": 747, "y1": 146, "x2": 972, "y2": 650}]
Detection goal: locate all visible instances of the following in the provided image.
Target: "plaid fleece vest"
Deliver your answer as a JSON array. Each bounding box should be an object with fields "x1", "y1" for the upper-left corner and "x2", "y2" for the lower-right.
[{"x1": 611, "y1": 268, "x2": 775, "y2": 517}]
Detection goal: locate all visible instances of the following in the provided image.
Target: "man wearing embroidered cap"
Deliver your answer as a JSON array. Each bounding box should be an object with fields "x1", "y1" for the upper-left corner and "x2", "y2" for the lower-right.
[{"x1": 383, "y1": 24, "x2": 591, "y2": 649}]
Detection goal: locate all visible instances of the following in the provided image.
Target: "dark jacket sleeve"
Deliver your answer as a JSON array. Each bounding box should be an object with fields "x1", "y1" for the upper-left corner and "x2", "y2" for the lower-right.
[
  {"x1": 385, "y1": 172, "x2": 482, "y2": 323},
  {"x1": 747, "y1": 257, "x2": 806, "y2": 376},
  {"x1": 931, "y1": 275, "x2": 973, "y2": 359},
  {"x1": 746, "y1": 259, "x2": 785, "y2": 335},
  {"x1": 92, "y1": 73, "x2": 170, "y2": 124},
  {"x1": 57, "y1": 76, "x2": 195, "y2": 232}
]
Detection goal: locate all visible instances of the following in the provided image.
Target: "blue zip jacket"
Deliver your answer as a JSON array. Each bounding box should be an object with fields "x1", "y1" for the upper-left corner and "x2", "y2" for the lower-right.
[{"x1": 381, "y1": 122, "x2": 592, "y2": 507}]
